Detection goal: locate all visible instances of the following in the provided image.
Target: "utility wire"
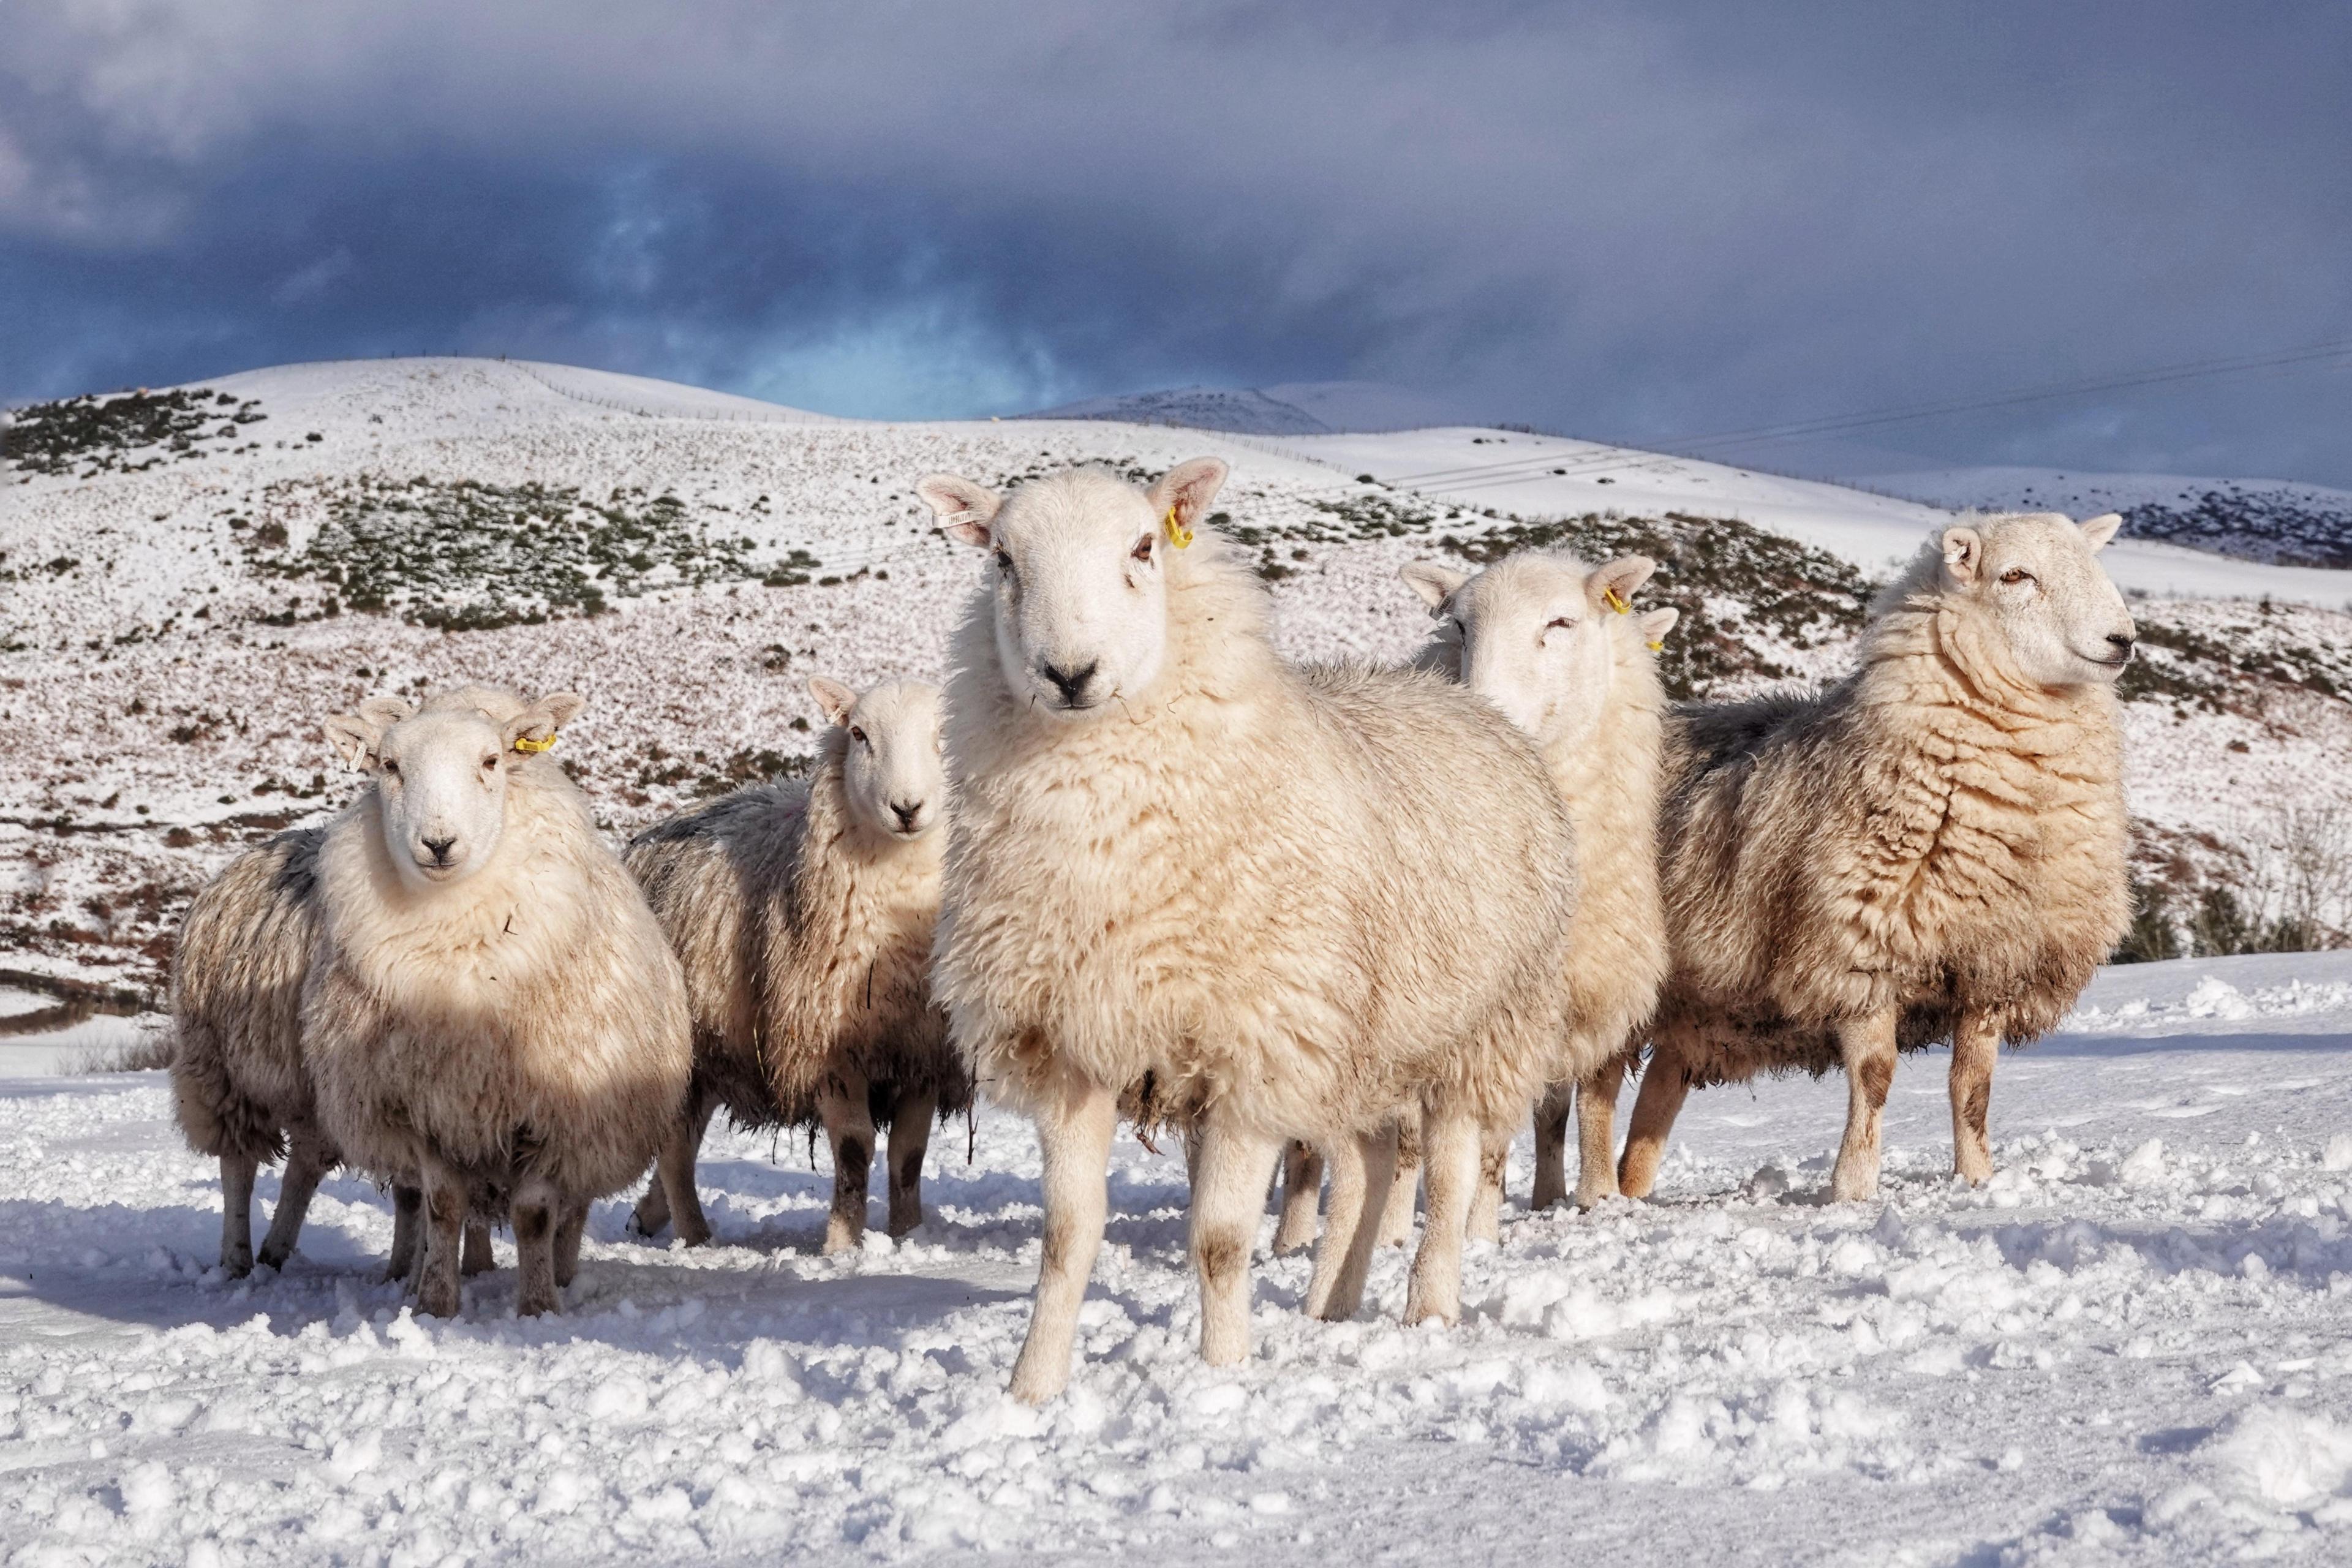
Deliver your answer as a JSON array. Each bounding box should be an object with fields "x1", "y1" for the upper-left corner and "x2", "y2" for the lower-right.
[{"x1": 1385, "y1": 336, "x2": 2352, "y2": 491}]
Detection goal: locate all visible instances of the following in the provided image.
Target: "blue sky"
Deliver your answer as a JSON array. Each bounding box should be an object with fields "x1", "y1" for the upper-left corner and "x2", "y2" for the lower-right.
[{"x1": 4, "y1": 1, "x2": 2348, "y2": 483}]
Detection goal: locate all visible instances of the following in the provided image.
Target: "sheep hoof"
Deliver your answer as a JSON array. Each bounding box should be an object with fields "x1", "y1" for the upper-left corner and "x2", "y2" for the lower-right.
[
  {"x1": 256, "y1": 1243, "x2": 292, "y2": 1271},
  {"x1": 516, "y1": 1295, "x2": 559, "y2": 1319},
  {"x1": 416, "y1": 1281, "x2": 461, "y2": 1319},
  {"x1": 1571, "y1": 1184, "x2": 1617, "y2": 1211},
  {"x1": 221, "y1": 1254, "x2": 253, "y2": 1280}
]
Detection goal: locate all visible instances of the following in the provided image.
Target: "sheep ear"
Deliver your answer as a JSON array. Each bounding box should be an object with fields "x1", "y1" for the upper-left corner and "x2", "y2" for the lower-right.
[
  {"x1": 1941, "y1": 526, "x2": 1983, "y2": 584},
  {"x1": 323, "y1": 695, "x2": 413, "y2": 769},
  {"x1": 1399, "y1": 560, "x2": 1469, "y2": 611},
  {"x1": 2079, "y1": 512, "x2": 2124, "y2": 551},
  {"x1": 807, "y1": 676, "x2": 858, "y2": 728},
  {"x1": 504, "y1": 691, "x2": 581, "y2": 754},
  {"x1": 1147, "y1": 458, "x2": 1229, "y2": 537},
  {"x1": 1637, "y1": 608, "x2": 1679, "y2": 647},
  {"x1": 916, "y1": 474, "x2": 1003, "y2": 548},
  {"x1": 1588, "y1": 554, "x2": 1657, "y2": 613}
]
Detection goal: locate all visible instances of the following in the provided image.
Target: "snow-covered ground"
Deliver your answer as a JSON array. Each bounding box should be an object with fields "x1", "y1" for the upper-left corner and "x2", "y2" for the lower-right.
[
  {"x1": 1871, "y1": 467, "x2": 2352, "y2": 572},
  {"x1": 3, "y1": 951, "x2": 2351, "y2": 1566}
]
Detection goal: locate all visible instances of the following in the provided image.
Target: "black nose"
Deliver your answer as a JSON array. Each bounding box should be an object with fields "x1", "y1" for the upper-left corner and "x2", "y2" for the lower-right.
[
  {"x1": 891, "y1": 801, "x2": 922, "y2": 831},
  {"x1": 1039, "y1": 660, "x2": 1098, "y2": 705},
  {"x1": 421, "y1": 836, "x2": 456, "y2": 863},
  {"x1": 2107, "y1": 633, "x2": 2135, "y2": 660}
]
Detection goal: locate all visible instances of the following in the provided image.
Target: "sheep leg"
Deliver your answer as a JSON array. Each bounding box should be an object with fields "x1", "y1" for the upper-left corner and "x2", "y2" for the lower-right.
[
  {"x1": 511, "y1": 1176, "x2": 562, "y2": 1317},
  {"x1": 1830, "y1": 1009, "x2": 1900, "y2": 1202},
  {"x1": 885, "y1": 1083, "x2": 937, "y2": 1237},
  {"x1": 1529, "y1": 1080, "x2": 1574, "y2": 1211},
  {"x1": 816, "y1": 1071, "x2": 878, "y2": 1255},
  {"x1": 1404, "y1": 1102, "x2": 1481, "y2": 1327},
  {"x1": 1008, "y1": 1077, "x2": 1118, "y2": 1405},
  {"x1": 1271, "y1": 1141, "x2": 1323, "y2": 1256},
  {"x1": 1572, "y1": 1054, "x2": 1630, "y2": 1208},
  {"x1": 256, "y1": 1128, "x2": 333, "y2": 1271},
  {"x1": 461, "y1": 1218, "x2": 496, "y2": 1276},
  {"x1": 1376, "y1": 1114, "x2": 1420, "y2": 1246},
  {"x1": 554, "y1": 1199, "x2": 588, "y2": 1288},
  {"x1": 218, "y1": 1152, "x2": 257, "y2": 1277},
  {"x1": 1616, "y1": 1048, "x2": 1691, "y2": 1200},
  {"x1": 415, "y1": 1164, "x2": 467, "y2": 1318},
  {"x1": 386, "y1": 1184, "x2": 421, "y2": 1283},
  {"x1": 1188, "y1": 1113, "x2": 1282, "y2": 1368},
  {"x1": 1468, "y1": 1121, "x2": 1510, "y2": 1243},
  {"x1": 641, "y1": 1088, "x2": 718, "y2": 1246},
  {"x1": 1303, "y1": 1123, "x2": 1397, "y2": 1321},
  {"x1": 1948, "y1": 1012, "x2": 1999, "y2": 1186}
]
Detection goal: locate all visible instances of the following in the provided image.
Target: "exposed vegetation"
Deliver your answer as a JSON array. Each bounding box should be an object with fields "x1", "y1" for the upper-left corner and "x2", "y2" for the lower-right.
[
  {"x1": 3, "y1": 388, "x2": 266, "y2": 478},
  {"x1": 239, "y1": 475, "x2": 808, "y2": 630}
]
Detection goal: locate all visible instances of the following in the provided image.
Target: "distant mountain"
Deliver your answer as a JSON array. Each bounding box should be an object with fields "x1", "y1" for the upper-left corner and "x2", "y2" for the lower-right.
[
  {"x1": 1022, "y1": 380, "x2": 1475, "y2": 436},
  {"x1": 1868, "y1": 467, "x2": 2352, "y2": 570}
]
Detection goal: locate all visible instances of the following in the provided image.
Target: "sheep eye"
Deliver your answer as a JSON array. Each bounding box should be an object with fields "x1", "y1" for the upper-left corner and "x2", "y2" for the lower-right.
[
  {"x1": 1999, "y1": 567, "x2": 2034, "y2": 586},
  {"x1": 850, "y1": 726, "x2": 867, "y2": 747},
  {"x1": 993, "y1": 549, "x2": 1015, "y2": 577},
  {"x1": 1130, "y1": 534, "x2": 1154, "y2": 564},
  {"x1": 380, "y1": 758, "x2": 399, "y2": 777},
  {"x1": 1547, "y1": 616, "x2": 1576, "y2": 631},
  {"x1": 481, "y1": 755, "x2": 499, "y2": 772}
]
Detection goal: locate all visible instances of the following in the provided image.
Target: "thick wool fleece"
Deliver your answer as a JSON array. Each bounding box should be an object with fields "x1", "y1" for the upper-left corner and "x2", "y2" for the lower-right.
[
  {"x1": 933, "y1": 529, "x2": 1578, "y2": 1143},
  {"x1": 626, "y1": 726, "x2": 967, "y2": 1130},
  {"x1": 171, "y1": 828, "x2": 332, "y2": 1164},
  {"x1": 1654, "y1": 548, "x2": 2132, "y2": 1082},
  {"x1": 1423, "y1": 593, "x2": 1670, "y2": 1088},
  {"x1": 307, "y1": 739, "x2": 692, "y2": 1208}
]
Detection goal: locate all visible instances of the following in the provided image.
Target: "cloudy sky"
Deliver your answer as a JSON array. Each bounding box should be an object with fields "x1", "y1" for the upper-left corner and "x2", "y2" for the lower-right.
[{"x1": 4, "y1": 1, "x2": 2348, "y2": 483}]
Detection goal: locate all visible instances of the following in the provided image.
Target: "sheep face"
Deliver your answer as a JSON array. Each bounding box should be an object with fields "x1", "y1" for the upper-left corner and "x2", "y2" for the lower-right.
[
  {"x1": 919, "y1": 459, "x2": 1229, "y2": 718},
  {"x1": 1403, "y1": 552, "x2": 1678, "y2": 751},
  {"x1": 1942, "y1": 513, "x2": 2135, "y2": 689},
  {"x1": 810, "y1": 676, "x2": 946, "y2": 840},
  {"x1": 325, "y1": 690, "x2": 581, "y2": 889}
]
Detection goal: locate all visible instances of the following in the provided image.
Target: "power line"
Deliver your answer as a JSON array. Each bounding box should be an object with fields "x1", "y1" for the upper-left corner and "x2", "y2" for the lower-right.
[{"x1": 1384, "y1": 335, "x2": 2352, "y2": 492}]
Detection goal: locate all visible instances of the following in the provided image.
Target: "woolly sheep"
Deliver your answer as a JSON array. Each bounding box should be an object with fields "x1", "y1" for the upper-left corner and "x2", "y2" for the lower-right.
[
  {"x1": 170, "y1": 828, "x2": 337, "y2": 1276},
  {"x1": 624, "y1": 674, "x2": 967, "y2": 1254},
  {"x1": 306, "y1": 685, "x2": 693, "y2": 1316},
  {"x1": 1404, "y1": 548, "x2": 1679, "y2": 1218},
  {"x1": 171, "y1": 828, "x2": 494, "y2": 1280},
  {"x1": 1271, "y1": 550, "x2": 1678, "y2": 1246},
  {"x1": 1616, "y1": 514, "x2": 2135, "y2": 1202},
  {"x1": 918, "y1": 459, "x2": 1578, "y2": 1403}
]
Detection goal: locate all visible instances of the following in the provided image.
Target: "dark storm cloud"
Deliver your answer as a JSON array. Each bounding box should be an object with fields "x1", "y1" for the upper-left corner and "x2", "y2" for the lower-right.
[{"x1": 2, "y1": 0, "x2": 2348, "y2": 481}]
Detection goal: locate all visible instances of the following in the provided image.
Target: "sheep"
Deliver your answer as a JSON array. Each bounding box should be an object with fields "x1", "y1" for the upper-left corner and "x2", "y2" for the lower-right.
[
  {"x1": 170, "y1": 827, "x2": 495, "y2": 1281},
  {"x1": 622, "y1": 674, "x2": 967, "y2": 1254},
  {"x1": 1616, "y1": 513, "x2": 2135, "y2": 1203},
  {"x1": 917, "y1": 458, "x2": 1578, "y2": 1403},
  {"x1": 305, "y1": 685, "x2": 693, "y2": 1316},
  {"x1": 1270, "y1": 550, "x2": 1678, "y2": 1246},
  {"x1": 1401, "y1": 549, "x2": 1679, "y2": 1219},
  {"x1": 169, "y1": 828, "x2": 337, "y2": 1276}
]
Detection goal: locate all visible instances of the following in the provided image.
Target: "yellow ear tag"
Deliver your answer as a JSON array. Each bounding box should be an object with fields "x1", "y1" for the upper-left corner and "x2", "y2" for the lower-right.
[
  {"x1": 511, "y1": 731, "x2": 558, "y2": 754},
  {"x1": 1602, "y1": 587, "x2": 1631, "y2": 615},
  {"x1": 1646, "y1": 639, "x2": 1665, "y2": 652},
  {"x1": 1162, "y1": 506, "x2": 1193, "y2": 549}
]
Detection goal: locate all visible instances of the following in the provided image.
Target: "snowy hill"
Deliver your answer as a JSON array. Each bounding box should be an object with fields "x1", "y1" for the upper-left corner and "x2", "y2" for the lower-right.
[
  {"x1": 1023, "y1": 379, "x2": 1471, "y2": 435},
  {"x1": 4, "y1": 356, "x2": 2351, "y2": 1001},
  {"x1": 1871, "y1": 466, "x2": 2352, "y2": 571},
  {"x1": 5, "y1": 949, "x2": 2352, "y2": 1561}
]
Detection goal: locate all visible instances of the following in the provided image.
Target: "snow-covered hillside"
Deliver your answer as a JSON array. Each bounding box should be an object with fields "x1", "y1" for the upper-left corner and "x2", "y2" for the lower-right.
[
  {"x1": 1872, "y1": 467, "x2": 2352, "y2": 572},
  {"x1": 4, "y1": 357, "x2": 2350, "y2": 1005},
  {"x1": 4, "y1": 950, "x2": 2351, "y2": 1563},
  {"x1": 1023, "y1": 379, "x2": 1471, "y2": 435}
]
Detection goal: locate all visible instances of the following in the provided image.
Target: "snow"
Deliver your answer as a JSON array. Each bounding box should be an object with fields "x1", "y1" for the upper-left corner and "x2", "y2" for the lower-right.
[{"x1": 4, "y1": 952, "x2": 2352, "y2": 1564}]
